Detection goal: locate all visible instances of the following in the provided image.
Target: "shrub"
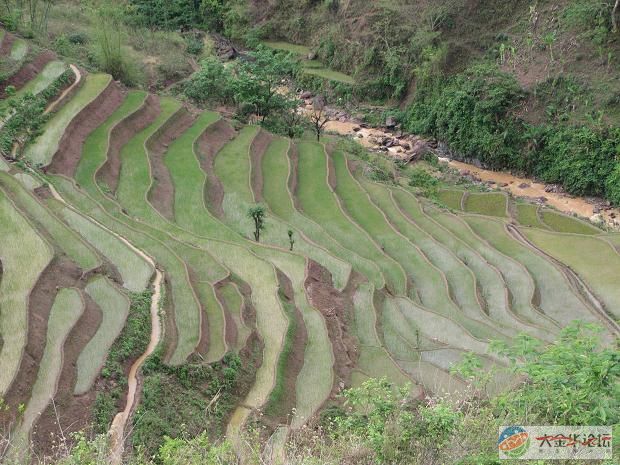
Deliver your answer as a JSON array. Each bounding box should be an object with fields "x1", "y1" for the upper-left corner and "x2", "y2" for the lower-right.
[
  {"x1": 408, "y1": 167, "x2": 439, "y2": 196},
  {"x1": 184, "y1": 57, "x2": 232, "y2": 104}
]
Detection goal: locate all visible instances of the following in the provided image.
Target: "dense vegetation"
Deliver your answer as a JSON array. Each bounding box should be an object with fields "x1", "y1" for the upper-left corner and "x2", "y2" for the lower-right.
[
  {"x1": 56, "y1": 323, "x2": 619, "y2": 464},
  {"x1": 403, "y1": 63, "x2": 620, "y2": 201}
]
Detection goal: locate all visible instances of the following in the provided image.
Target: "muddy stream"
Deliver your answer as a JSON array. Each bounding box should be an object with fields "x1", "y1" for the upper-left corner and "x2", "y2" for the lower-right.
[{"x1": 322, "y1": 118, "x2": 620, "y2": 228}]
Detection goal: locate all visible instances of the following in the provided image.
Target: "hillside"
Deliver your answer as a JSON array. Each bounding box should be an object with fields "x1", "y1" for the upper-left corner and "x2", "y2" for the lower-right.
[{"x1": 0, "y1": 3, "x2": 619, "y2": 464}]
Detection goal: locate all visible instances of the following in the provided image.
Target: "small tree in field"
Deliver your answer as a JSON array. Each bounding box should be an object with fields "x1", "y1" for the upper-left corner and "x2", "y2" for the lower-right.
[
  {"x1": 248, "y1": 205, "x2": 266, "y2": 242},
  {"x1": 310, "y1": 95, "x2": 330, "y2": 141},
  {"x1": 287, "y1": 229, "x2": 295, "y2": 251}
]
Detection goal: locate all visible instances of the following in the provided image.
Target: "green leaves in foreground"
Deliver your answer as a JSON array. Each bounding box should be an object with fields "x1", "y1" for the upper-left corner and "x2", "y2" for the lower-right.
[{"x1": 490, "y1": 321, "x2": 619, "y2": 426}]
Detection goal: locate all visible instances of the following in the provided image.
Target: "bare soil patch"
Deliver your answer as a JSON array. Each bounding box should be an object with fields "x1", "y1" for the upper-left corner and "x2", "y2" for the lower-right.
[
  {"x1": 194, "y1": 118, "x2": 236, "y2": 218},
  {"x1": 98, "y1": 94, "x2": 160, "y2": 193},
  {"x1": 160, "y1": 277, "x2": 178, "y2": 364},
  {"x1": 0, "y1": 258, "x2": 95, "y2": 449},
  {"x1": 0, "y1": 51, "x2": 56, "y2": 98},
  {"x1": 186, "y1": 267, "x2": 210, "y2": 358},
  {"x1": 146, "y1": 107, "x2": 196, "y2": 220},
  {"x1": 0, "y1": 32, "x2": 15, "y2": 57},
  {"x1": 304, "y1": 260, "x2": 361, "y2": 397},
  {"x1": 33, "y1": 185, "x2": 53, "y2": 200},
  {"x1": 47, "y1": 80, "x2": 124, "y2": 175},
  {"x1": 214, "y1": 277, "x2": 239, "y2": 350},
  {"x1": 31, "y1": 291, "x2": 103, "y2": 459},
  {"x1": 248, "y1": 129, "x2": 273, "y2": 202},
  {"x1": 266, "y1": 268, "x2": 308, "y2": 423}
]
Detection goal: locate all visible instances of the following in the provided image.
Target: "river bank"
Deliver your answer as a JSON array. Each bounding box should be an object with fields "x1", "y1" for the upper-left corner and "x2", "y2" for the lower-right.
[{"x1": 316, "y1": 107, "x2": 620, "y2": 230}]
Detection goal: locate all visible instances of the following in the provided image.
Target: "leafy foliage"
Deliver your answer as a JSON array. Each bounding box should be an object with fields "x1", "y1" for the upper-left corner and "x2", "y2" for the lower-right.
[
  {"x1": 93, "y1": 290, "x2": 153, "y2": 433},
  {"x1": 403, "y1": 63, "x2": 620, "y2": 203},
  {"x1": 0, "y1": 69, "x2": 73, "y2": 158},
  {"x1": 133, "y1": 351, "x2": 245, "y2": 456},
  {"x1": 490, "y1": 321, "x2": 619, "y2": 425}
]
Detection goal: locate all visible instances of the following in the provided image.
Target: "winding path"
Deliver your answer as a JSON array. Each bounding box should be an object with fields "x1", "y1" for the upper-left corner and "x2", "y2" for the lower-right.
[
  {"x1": 45, "y1": 180, "x2": 163, "y2": 464},
  {"x1": 108, "y1": 268, "x2": 162, "y2": 465}
]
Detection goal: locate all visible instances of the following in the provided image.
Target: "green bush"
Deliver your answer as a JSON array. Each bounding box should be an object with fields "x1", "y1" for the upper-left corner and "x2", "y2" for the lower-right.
[{"x1": 408, "y1": 167, "x2": 439, "y2": 196}]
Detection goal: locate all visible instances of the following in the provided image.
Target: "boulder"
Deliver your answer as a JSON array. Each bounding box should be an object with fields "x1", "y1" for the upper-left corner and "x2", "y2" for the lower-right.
[
  {"x1": 300, "y1": 90, "x2": 313, "y2": 99},
  {"x1": 353, "y1": 126, "x2": 361, "y2": 132},
  {"x1": 385, "y1": 116, "x2": 397, "y2": 128},
  {"x1": 307, "y1": 51, "x2": 318, "y2": 60},
  {"x1": 518, "y1": 183, "x2": 530, "y2": 189}
]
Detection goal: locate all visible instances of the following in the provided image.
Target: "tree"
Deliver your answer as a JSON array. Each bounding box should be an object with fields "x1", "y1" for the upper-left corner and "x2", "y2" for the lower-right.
[
  {"x1": 287, "y1": 229, "x2": 294, "y2": 251},
  {"x1": 309, "y1": 95, "x2": 330, "y2": 141},
  {"x1": 1, "y1": 0, "x2": 54, "y2": 35},
  {"x1": 613, "y1": 0, "x2": 619, "y2": 33},
  {"x1": 232, "y1": 46, "x2": 299, "y2": 122},
  {"x1": 489, "y1": 321, "x2": 619, "y2": 425},
  {"x1": 184, "y1": 56, "x2": 232, "y2": 104},
  {"x1": 247, "y1": 205, "x2": 265, "y2": 242}
]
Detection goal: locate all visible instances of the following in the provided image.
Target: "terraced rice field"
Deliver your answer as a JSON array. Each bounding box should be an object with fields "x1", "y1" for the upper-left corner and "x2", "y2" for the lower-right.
[
  {"x1": 262, "y1": 40, "x2": 355, "y2": 84},
  {"x1": 1, "y1": 36, "x2": 618, "y2": 460},
  {"x1": 515, "y1": 203, "x2": 547, "y2": 229},
  {"x1": 463, "y1": 192, "x2": 507, "y2": 217},
  {"x1": 539, "y1": 209, "x2": 601, "y2": 234}
]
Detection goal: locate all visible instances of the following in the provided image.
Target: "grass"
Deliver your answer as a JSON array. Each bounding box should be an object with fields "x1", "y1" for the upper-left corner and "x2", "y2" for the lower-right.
[
  {"x1": 217, "y1": 281, "x2": 251, "y2": 353},
  {"x1": 72, "y1": 98, "x2": 230, "y2": 364},
  {"x1": 437, "y1": 189, "x2": 464, "y2": 210},
  {"x1": 516, "y1": 203, "x2": 547, "y2": 228},
  {"x1": 260, "y1": 137, "x2": 354, "y2": 290},
  {"x1": 380, "y1": 296, "x2": 473, "y2": 393},
  {"x1": 257, "y1": 249, "x2": 334, "y2": 429},
  {"x1": 0, "y1": 189, "x2": 53, "y2": 396},
  {"x1": 351, "y1": 283, "x2": 423, "y2": 394},
  {"x1": 328, "y1": 150, "x2": 413, "y2": 296},
  {"x1": 262, "y1": 40, "x2": 355, "y2": 84},
  {"x1": 524, "y1": 229, "x2": 620, "y2": 321},
  {"x1": 211, "y1": 245, "x2": 287, "y2": 435},
  {"x1": 0, "y1": 60, "x2": 65, "y2": 111},
  {"x1": 465, "y1": 216, "x2": 599, "y2": 326},
  {"x1": 210, "y1": 128, "x2": 350, "y2": 288},
  {"x1": 463, "y1": 192, "x2": 507, "y2": 217},
  {"x1": 10, "y1": 288, "x2": 84, "y2": 456},
  {"x1": 295, "y1": 141, "x2": 387, "y2": 289},
  {"x1": 214, "y1": 125, "x2": 258, "y2": 206},
  {"x1": 194, "y1": 281, "x2": 228, "y2": 362},
  {"x1": 166, "y1": 111, "x2": 235, "y2": 242},
  {"x1": 10, "y1": 37, "x2": 27, "y2": 60},
  {"x1": 540, "y1": 209, "x2": 601, "y2": 235},
  {"x1": 49, "y1": 177, "x2": 204, "y2": 366},
  {"x1": 0, "y1": 157, "x2": 9, "y2": 171},
  {"x1": 116, "y1": 96, "x2": 181, "y2": 225},
  {"x1": 13, "y1": 172, "x2": 41, "y2": 190},
  {"x1": 302, "y1": 67, "x2": 355, "y2": 84},
  {"x1": 390, "y1": 296, "x2": 494, "y2": 359},
  {"x1": 75, "y1": 276, "x2": 130, "y2": 395},
  {"x1": 59, "y1": 206, "x2": 154, "y2": 292},
  {"x1": 428, "y1": 208, "x2": 559, "y2": 332},
  {"x1": 0, "y1": 172, "x2": 100, "y2": 270},
  {"x1": 260, "y1": 137, "x2": 295, "y2": 219},
  {"x1": 391, "y1": 189, "x2": 553, "y2": 341},
  {"x1": 76, "y1": 90, "x2": 147, "y2": 189},
  {"x1": 360, "y1": 179, "x2": 504, "y2": 334},
  {"x1": 24, "y1": 73, "x2": 112, "y2": 166},
  {"x1": 262, "y1": 41, "x2": 311, "y2": 56}
]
